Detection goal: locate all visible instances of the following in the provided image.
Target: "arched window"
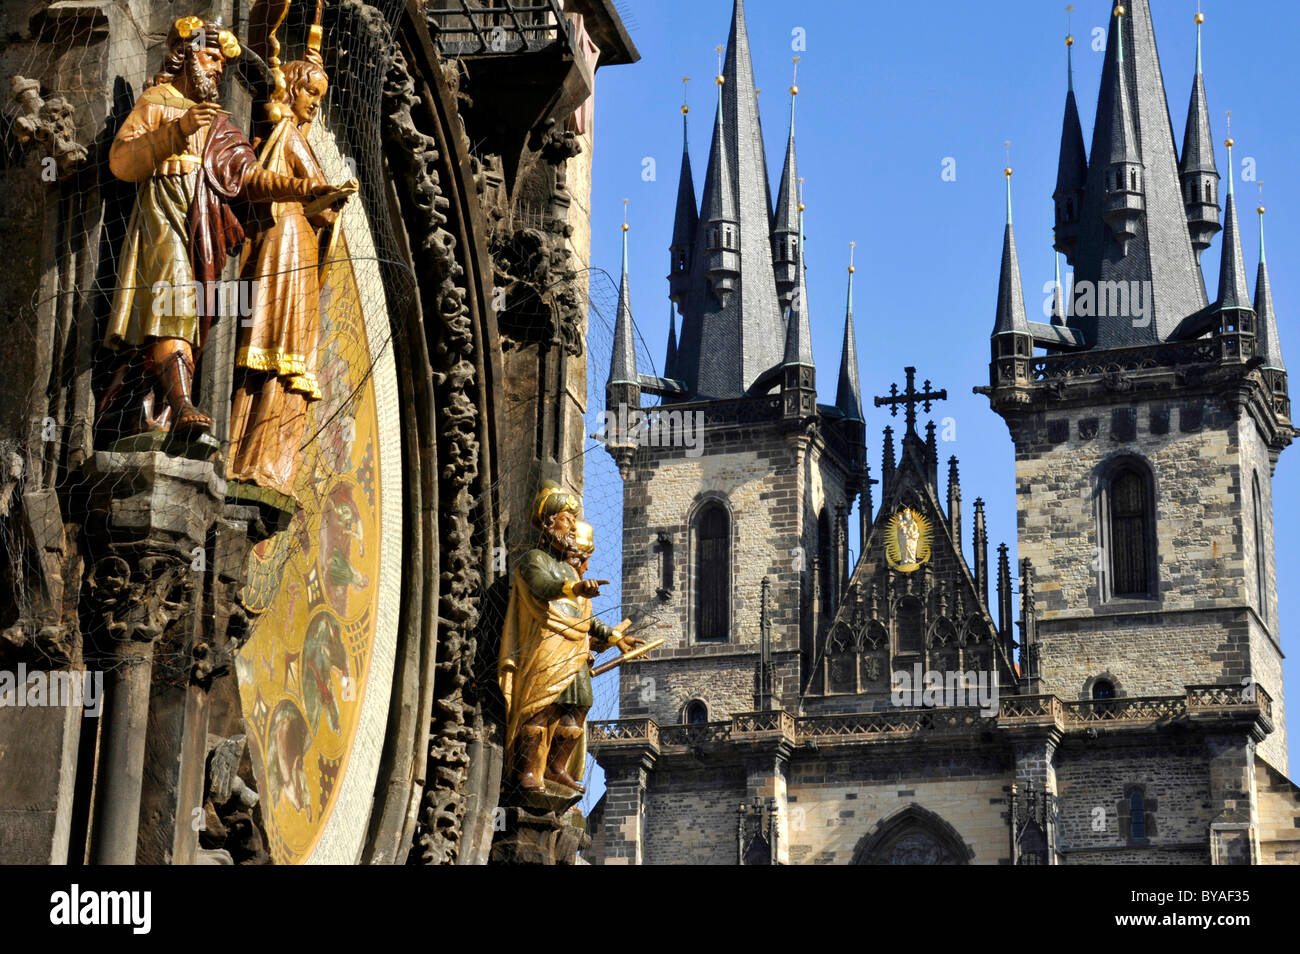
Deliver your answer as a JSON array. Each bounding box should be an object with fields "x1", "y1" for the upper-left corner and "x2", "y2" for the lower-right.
[
  {"x1": 1253, "y1": 473, "x2": 1268, "y2": 622},
  {"x1": 684, "y1": 700, "x2": 708, "y2": 724},
  {"x1": 1205, "y1": 181, "x2": 1213, "y2": 203},
  {"x1": 1105, "y1": 461, "x2": 1155, "y2": 599},
  {"x1": 1130, "y1": 169, "x2": 1138, "y2": 191},
  {"x1": 694, "y1": 502, "x2": 730, "y2": 642},
  {"x1": 1092, "y1": 679, "x2": 1115, "y2": 701}
]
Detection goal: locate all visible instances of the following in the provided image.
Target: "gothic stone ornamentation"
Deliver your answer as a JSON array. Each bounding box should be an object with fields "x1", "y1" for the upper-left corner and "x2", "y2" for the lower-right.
[{"x1": 885, "y1": 508, "x2": 933, "y2": 574}]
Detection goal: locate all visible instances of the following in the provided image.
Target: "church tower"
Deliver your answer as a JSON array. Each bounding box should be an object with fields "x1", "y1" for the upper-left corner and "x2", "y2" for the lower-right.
[
  {"x1": 980, "y1": 2, "x2": 1294, "y2": 857},
  {"x1": 602, "y1": 0, "x2": 865, "y2": 732}
]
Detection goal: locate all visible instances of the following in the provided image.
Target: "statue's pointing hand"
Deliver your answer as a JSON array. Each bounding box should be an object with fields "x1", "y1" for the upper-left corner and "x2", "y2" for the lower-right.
[{"x1": 573, "y1": 578, "x2": 609, "y2": 598}]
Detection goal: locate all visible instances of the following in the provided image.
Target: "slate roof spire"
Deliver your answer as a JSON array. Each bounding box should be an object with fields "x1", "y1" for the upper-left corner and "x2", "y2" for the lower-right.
[
  {"x1": 835, "y1": 242, "x2": 864, "y2": 422},
  {"x1": 608, "y1": 209, "x2": 638, "y2": 389},
  {"x1": 1053, "y1": 26, "x2": 1088, "y2": 264},
  {"x1": 673, "y1": 0, "x2": 785, "y2": 399},
  {"x1": 1099, "y1": 4, "x2": 1145, "y2": 256},
  {"x1": 773, "y1": 59, "x2": 801, "y2": 313},
  {"x1": 1179, "y1": 9, "x2": 1221, "y2": 260},
  {"x1": 783, "y1": 182, "x2": 814, "y2": 369},
  {"x1": 668, "y1": 81, "x2": 698, "y2": 306},
  {"x1": 1256, "y1": 200, "x2": 1286, "y2": 372},
  {"x1": 1071, "y1": 0, "x2": 1207, "y2": 347},
  {"x1": 1215, "y1": 134, "x2": 1253, "y2": 316},
  {"x1": 992, "y1": 165, "x2": 1030, "y2": 338}
]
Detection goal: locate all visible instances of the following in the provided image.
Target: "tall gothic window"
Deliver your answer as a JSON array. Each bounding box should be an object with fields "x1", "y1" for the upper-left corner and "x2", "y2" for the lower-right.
[
  {"x1": 1254, "y1": 474, "x2": 1268, "y2": 622},
  {"x1": 1106, "y1": 461, "x2": 1154, "y2": 599},
  {"x1": 817, "y1": 508, "x2": 833, "y2": 619},
  {"x1": 695, "y1": 502, "x2": 730, "y2": 642}
]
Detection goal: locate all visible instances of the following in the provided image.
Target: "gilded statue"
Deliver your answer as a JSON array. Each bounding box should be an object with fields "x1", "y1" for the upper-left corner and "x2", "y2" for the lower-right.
[
  {"x1": 499, "y1": 482, "x2": 642, "y2": 795},
  {"x1": 100, "y1": 14, "x2": 345, "y2": 439},
  {"x1": 227, "y1": 18, "x2": 354, "y2": 496}
]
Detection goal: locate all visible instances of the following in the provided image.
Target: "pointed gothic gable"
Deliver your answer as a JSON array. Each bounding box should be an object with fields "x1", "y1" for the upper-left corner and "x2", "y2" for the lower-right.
[{"x1": 807, "y1": 415, "x2": 1013, "y2": 704}]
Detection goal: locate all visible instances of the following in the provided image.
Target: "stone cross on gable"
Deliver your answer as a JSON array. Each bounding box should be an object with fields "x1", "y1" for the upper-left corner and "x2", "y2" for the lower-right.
[{"x1": 873, "y1": 367, "x2": 947, "y2": 433}]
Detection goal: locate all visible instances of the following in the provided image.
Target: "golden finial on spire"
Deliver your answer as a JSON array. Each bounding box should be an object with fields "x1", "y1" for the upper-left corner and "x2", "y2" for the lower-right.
[
  {"x1": 681, "y1": 76, "x2": 691, "y2": 114},
  {"x1": 1258, "y1": 182, "x2": 1265, "y2": 217},
  {"x1": 1225, "y1": 109, "x2": 1233, "y2": 148},
  {"x1": 716, "y1": 45, "x2": 725, "y2": 86},
  {"x1": 1066, "y1": 4, "x2": 1074, "y2": 46},
  {"x1": 848, "y1": 241, "x2": 856, "y2": 275},
  {"x1": 1115, "y1": 3, "x2": 1126, "y2": 18},
  {"x1": 1196, "y1": 0, "x2": 1205, "y2": 26},
  {"x1": 798, "y1": 176, "x2": 806, "y2": 213},
  {"x1": 790, "y1": 56, "x2": 800, "y2": 97},
  {"x1": 622, "y1": 198, "x2": 629, "y2": 232},
  {"x1": 1004, "y1": 140, "x2": 1013, "y2": 178}
]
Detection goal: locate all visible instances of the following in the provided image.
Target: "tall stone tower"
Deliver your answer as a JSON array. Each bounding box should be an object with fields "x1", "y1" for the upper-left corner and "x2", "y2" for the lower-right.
[
  {"x1": 981, "y1": 0, "x2": 1293, "y2": 789},
  {"x1": 602, "y1": 0, "x2": 865, "y2": 733}
]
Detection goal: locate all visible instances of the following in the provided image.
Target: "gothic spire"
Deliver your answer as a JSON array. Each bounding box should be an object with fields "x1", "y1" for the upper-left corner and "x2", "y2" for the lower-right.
[
  {"x1": 992, "y1": 167, "x2": 1029, "y2": 338},
  {"x1": 668, "y1": 83, "x2": 698, "y2": 306},
  {"x1": 1072, "y1": 0, "x2": 1206, "y2": 347},
  {"x1": 608, "y1": 214, "x2": 638, "y2": 388},
  {"x1": 783, "y1": 187, "x2": 814, "y2": 369},
  {"x1": 1216, "y1": 136, "x2": 1252, "y2": 315},
  {"x1": 673, "y1": 0, "x2": 785, "y2": 399},
  {"x1": 835, "y1": 243, "x2": 864, "y2": 422},
  {"x1": 1053, "y1": 29, "x2": 1088, "y2": 263},
  {"x1": 1255, "y1": 202, "x2": 1286, "y2": 371},
  {"x1": 1179, "y1": 10, "x2": 1221, "y2": 258},
  {"x1": 772, "y1": 60, "x2": 801, "y2": 311}
]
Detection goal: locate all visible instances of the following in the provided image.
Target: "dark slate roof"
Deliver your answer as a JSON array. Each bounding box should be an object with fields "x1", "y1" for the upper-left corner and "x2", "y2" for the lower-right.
[
  {"x1": 1055, "y1": 45, "x2": 1088, "y2": 200},
  {"x1": 1256, "y1": 211, "x2": 1286, "y2": 371},
  {"x1": 993, "y1": 176, "x2": 1030, "y2": 337},
  {"x1": 773, "y1": 97, "x2": 799, "y2": 242},
  {"x1": 672, "y1": 0, "x2": 784, "y2": 399},
  {"x1": 608, "y1": 227, "x2": 638, "y2": 387},
  {"x1": 1178, "y1": 34, "x2": 1217, "y2": 178},
  {"x1": 1216, "y1": 164, "x2": 1252, "y2": 314},
  {"x1": 1070, "y1": 1, "x2": 1207, "y2": 347},
  {"x1": 835, "y1": 264, "x2": 864, "y2": 421},
  {"x1": 671, "y1": 114, "x2": 699, "y2": 253},
  {"x1": 783, "y1": 209, "x2": 814, "y2": 367}
]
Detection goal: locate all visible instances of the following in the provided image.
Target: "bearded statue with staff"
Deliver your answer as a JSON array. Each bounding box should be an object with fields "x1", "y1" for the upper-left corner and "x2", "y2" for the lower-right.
[{"x1": 498, "y1": 481, "x2": 647, "y2": 795}]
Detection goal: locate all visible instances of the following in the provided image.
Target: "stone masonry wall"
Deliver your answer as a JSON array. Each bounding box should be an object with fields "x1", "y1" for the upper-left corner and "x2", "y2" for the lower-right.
[{"x1": 1015, "y1": 393, "x2": 1282, "y2": 711}]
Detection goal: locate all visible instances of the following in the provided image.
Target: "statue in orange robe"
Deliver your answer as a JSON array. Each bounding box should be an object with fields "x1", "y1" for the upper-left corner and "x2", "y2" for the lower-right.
[{"x1": 228, "y1": 50, "x2": 350, "y2": 497}]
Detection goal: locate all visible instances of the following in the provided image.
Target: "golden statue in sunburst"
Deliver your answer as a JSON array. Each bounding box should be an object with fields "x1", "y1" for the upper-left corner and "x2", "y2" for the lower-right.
[{"x1": 885, "y1": 508, "x2": 933, "y2": 573}]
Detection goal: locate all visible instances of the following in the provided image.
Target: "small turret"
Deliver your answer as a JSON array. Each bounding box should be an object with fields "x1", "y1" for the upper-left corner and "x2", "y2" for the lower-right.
[
  {"x1": 1214, "y1": 132, "x2": 1256, "y2": 361},
  {"x1": 1255, "y1": 201, "x2": 1289, "y2": 417},
  {"x1": 781, "y1": 181, "x2": 816, "y2": 420},
  {"x1": 1102, "y1": 5, "x2": 1145, "y2": 254},
  {"x1": 1053, "y1": 28, "x2": 1088, "y2": 264},
  {"x1": 1179, "y1": 11, "x2": 1221, "y2": 258},
  {"x1": 605, "y1": 213, "x2": 641, "y2": 476},
  {"x1": 772, "y1": 61, "x2": 801, "y2": 313},
  {"x1": 990, "y1": 165, "x2": 1033, "y2": 389},
  {"x1": 668, "y1": 86, "x2": 698, "y2": 306},
  {"x1": 702, "y1": 56, "x2": 740, "y2": 307}
]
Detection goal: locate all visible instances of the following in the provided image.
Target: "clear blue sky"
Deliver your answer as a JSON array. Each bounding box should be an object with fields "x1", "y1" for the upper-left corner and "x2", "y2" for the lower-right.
[{"x1": 579, "y1": 0, "x2": 1300, "y2": 805}]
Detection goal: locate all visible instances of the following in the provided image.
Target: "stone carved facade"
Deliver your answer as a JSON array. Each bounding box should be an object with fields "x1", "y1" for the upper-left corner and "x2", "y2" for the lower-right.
[{"x1": 0, "y1": 0, "x2": 634, "y2": 865}]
